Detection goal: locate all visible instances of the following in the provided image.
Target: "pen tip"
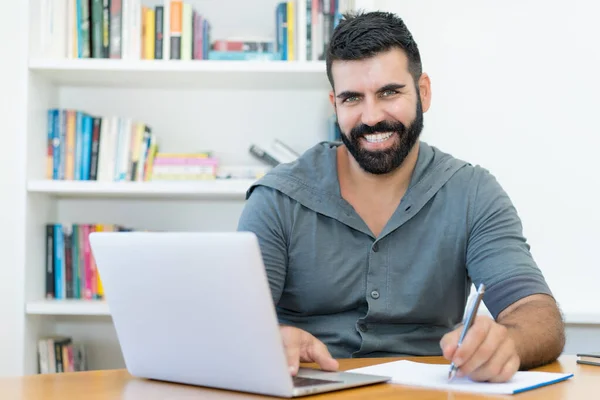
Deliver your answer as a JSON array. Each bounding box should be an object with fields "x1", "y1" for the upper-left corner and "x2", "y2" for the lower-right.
[{"x1": 448, "y1": 370, "x2": 455, "y2": 381}]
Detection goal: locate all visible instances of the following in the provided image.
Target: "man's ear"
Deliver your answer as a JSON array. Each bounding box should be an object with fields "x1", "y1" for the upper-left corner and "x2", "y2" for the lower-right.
[
  {"x1": 418, "y1": 73, "x2": 432, "y2": 112},
  {"x1": 329, "y1": 90, "x2": 336, "y2": 107}
]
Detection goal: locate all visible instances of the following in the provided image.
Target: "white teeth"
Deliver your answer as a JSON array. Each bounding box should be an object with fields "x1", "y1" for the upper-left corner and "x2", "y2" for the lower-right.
[{"x1": 364, "y1": 132, "x2": 393, "y2": 143}]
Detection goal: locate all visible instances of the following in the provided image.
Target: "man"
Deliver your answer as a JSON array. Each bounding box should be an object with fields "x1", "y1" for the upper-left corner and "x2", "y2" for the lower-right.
[{"x1": 237, "y1": 11, "x2": 565, "y2": 383}]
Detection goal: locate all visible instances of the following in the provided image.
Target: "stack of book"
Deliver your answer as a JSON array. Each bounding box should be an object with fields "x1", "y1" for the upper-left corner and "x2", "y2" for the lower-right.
[
  {"x1": 149, "y1": 152, "x2": 218, "y2": 181},
  {"x1": 39, "y1": 0, "x2": 212, "y2": 60},
  {"x1": 37, "y1": 336, "x2": 86, "y2": 374},
  {"x1": 45, "y1": 223, "x2": 133, "y2": 301},
  {"x1": 46, "y1": 108, "x2": 157, "y2": 182},
  {"x1": 275, "y1": 0, "x2": 354, "y2": 61},
  {"x1": 249, "y1": 139, "x2": 300, "y2": 167},
  {"x1": 38, "y1": 0, "x2": 356, "y2": 62}
]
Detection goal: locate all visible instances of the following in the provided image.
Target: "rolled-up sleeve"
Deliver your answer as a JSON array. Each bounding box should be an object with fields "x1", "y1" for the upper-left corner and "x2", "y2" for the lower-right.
[{"x1": 466, "y1": 167, "x2": 554, "y2": 319}]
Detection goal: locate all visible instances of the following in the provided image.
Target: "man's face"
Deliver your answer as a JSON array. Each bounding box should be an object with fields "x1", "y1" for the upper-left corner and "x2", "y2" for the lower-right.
[{"x1": 329, "y1": 48, "x2": 428, "y2": 175}]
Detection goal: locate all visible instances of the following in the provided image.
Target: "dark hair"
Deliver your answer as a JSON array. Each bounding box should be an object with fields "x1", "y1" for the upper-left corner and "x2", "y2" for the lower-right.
[{"x1": 326, "y1": 11, "x2": 422, "y2": 90}]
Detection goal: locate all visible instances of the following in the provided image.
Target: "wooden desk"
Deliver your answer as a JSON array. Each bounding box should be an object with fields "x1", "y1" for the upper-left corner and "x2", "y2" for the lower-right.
[{"x1": 0, "y1": 356, "x2": 597, "y2": 399}]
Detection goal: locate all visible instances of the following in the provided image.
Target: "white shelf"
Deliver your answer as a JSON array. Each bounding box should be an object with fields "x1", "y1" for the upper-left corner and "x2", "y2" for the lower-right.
[
  {"x1": 26, "y1": 300, "x2": 109, "y2": 316},
  {"x1": 27, "y1": 179, "x2": 256, "y2": 200},
  {"x1": 28, "y1": 58, "x2": 330, "y2": 90}
]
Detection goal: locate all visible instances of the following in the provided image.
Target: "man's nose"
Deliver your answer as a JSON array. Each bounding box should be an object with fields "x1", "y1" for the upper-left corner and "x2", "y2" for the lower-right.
[{"x1": 361, "y1": 99, "x2": 385, "y2": 127}]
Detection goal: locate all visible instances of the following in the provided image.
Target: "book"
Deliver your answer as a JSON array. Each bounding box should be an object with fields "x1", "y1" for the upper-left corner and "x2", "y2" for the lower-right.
[
  {"x1": 577, "y1": 353, "x2": 600, "y2": 366},
  {"x1": 37, "y1": 336, "x2": 86, "y2": 374},
  {"x1": 348, "y1": 360, "x2": 573, "y2": 395}
]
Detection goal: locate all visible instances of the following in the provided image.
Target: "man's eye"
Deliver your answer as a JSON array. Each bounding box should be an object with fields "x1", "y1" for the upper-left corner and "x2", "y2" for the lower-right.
[
  {"x1": 344, "y1": 96, "x2": 359, "y2": 103},
  {"x1": 381, "y1": 90, "x2": 397, "y2": 97}
]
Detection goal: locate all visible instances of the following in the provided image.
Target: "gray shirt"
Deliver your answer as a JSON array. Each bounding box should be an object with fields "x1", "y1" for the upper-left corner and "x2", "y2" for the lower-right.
[{"x1": 237, "y1": 141, "x2": 553, "y2": 359}]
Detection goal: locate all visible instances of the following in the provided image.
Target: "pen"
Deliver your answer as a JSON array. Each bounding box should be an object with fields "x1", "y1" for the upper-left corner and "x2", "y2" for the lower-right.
[{"x1": 448, "y1": 283, "x2": 486, "y2": 381}]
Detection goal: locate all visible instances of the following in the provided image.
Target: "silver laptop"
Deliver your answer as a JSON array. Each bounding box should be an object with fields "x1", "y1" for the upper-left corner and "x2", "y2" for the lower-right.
[{"x1": 89, "y1": 231, "x2": 390, "y2": 398}]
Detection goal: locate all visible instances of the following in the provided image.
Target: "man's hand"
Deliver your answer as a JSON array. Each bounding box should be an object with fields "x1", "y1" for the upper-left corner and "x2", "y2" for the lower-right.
[
  {"x1": 280, "y1": 325, "x2": 339, "y2": 376},
  {"x1": 440, "y1": 315, "x2": 520, "y2": 382}
]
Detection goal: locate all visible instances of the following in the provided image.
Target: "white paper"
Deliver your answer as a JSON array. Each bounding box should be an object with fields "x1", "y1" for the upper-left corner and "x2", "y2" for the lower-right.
[{"x1": 348, "y1": 360, "x2": 573, "y2": 395}]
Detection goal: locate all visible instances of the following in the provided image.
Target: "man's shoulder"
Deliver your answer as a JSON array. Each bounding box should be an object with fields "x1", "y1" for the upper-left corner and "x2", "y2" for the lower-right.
[
  {"x1": 423, "y1": 143, "x2": 513, "y2": 217},
  {"x1": 422, "y1": 142, "x2": 495, "y2": 188},
  {"x1": 413, "y1": 142, "x2": 491, "y2": 192},
  {"x1": 245, "y1": 141, "x2": 340, "y2": 202}
]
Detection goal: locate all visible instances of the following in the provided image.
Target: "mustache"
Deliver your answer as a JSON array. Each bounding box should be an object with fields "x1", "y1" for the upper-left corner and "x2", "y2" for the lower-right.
[{"x1": 350, "y1": 120, "x2": 407, "y2": 139}]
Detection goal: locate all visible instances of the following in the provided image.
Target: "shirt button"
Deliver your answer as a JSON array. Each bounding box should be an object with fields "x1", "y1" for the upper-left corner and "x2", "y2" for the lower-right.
[
  {"x1": 371, "y1": 290, "x2": 380, "y2": 299},
  {"x1": 372, "y1": 243, "x2": 379, "y2": 252},
  {"x1": 358, "y1": 323, "x2": 368, "y2": 332}
]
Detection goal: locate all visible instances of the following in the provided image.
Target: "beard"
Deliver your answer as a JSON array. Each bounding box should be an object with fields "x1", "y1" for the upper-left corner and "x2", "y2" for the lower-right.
[{"x1": 339, "y1": 98, "x2": 424, "y2": 175}]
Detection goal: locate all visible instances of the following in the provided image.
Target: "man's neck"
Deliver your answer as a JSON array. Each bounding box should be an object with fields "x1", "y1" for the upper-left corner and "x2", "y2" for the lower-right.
[{"x1": 337, "y1": 142, "x2": 420, "y2": 202}]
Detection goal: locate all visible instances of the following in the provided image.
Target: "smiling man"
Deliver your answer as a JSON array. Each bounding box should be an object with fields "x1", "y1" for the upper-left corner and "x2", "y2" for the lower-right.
[{"x1": 237, "y1": 11, "x2": 565, "y2": 383}]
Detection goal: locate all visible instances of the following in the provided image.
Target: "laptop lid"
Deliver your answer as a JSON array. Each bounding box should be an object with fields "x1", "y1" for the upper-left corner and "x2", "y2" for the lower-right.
[{"x1": 89, "y1": 231, "x2": 295, "y2": 397}]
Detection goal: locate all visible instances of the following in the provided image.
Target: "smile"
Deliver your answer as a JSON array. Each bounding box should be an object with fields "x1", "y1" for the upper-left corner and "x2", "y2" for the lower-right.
[{"x1": 364, "y1": 132, "x2": 394, "y2": 143}]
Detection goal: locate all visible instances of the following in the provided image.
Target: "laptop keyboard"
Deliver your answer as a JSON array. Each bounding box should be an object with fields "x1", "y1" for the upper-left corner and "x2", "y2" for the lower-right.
[{"x1": 292, "y1": 376, "x2": 342, "y2": 387}]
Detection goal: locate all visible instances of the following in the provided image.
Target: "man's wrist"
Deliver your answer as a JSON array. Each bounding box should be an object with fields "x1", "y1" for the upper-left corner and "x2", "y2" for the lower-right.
[{"x1": 504, "y1": 324, "x2": 524, "y2": 367}]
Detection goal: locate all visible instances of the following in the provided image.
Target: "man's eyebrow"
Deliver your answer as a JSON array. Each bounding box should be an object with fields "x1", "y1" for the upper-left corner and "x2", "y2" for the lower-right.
[
  {"x1": 378, "y1": 83, "x2": 406, "y2": 92},
  {"x1": 336, "y1": 83, "x2": 407, "y2": 99},
  {"x1": 336, "y1": 90, "x2": 362, "y2": 99}
]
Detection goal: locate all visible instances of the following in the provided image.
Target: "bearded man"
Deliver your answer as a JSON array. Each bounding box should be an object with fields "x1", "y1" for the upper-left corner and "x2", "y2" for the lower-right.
[{"x1": 237, "y1": 10, "x2": 565, "y2": 383}]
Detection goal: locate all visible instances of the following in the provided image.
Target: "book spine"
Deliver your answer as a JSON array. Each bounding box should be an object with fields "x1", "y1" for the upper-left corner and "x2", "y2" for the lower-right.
[
  {"x1": 286, "y1": 1, "x2": 295, "y2": 60},
  {"x1": 109, "y1": 0, "x2": 122, "y2": 58},
  {"x1": 72, "y1": 224, "x2": 80, "y2": 299},
  {"x1": 144, "y1": 7, "x2": 156, "y2": 59},
  {"x1": 154, "y1": 6, "x2": 164, "y2": 59},
  {"x1": 88, "y1": 225, "x2": 98, "y2": 298},
  {"x1": 65, "y1": 110, "x2": 76, "y2": 181},
  {"x1": 46, "y1": 109, "x2": 55, "y2": 179},
  {"x1": 78, "y1": 225, "x2": 86, "y2": 298},
  {"x1": 180, "y1": 2, "x2": 191, "y2": 60},
  {"x1": 192, "y1": 13, "x2": 202, "y2": 60},
  {"x1": 162, "y1": 0, "x2": 170, "y2": 60},
  {"x1": 82, "y1": 224, "x2": 93, "y2": 299},
  {"x1": 120, "y1": 0, "x2": 130, "y2": 58},
  {"x1": 45, "y1": 224, "x2": 55, "y2": 299},
  {"x1": 169, "y1": 0, "x2": 182, "y2": 59},
  {"x1": 54, "y1": 224, "x2": 64, "y2": 299},
  {"x1": 37, "y1": 340, "x2": 49, "y2": 373},
  {"x1": 78, "y1": 0, "x2": 91, "y2": 57},
  {"x1": 52, "y1": 109, "x2": 60, "y2": 179},
  {"x1": 91, "y1": 0, "x2": 103, "y2": 57},
  {"x1": 59, "y1": 110, "x2": 66, "y2": 180},
  {"x1": 102, "y1": 0, "x2": 110, "y2": 57},
  {"x1": 67, "y1": 0, "x2": 77, "y2": 58},
  {"x1": 81, "y1": 114, "x2": 93, "y2": 181},
  {"x1": 74, "y1": 111, "x2": 83, "y2": 180},
  {"x1": 89, "y1": 117, "x2": 101, "y2": 181},
  {"x1": 54, "y1": 341, "x2": 63, "y2": 373},
  {"x1": 63, "y1": 224, "x2": 73, "y2": 299},
  {"x1": 249, "y1": 144, "x2": 279, "y2": 167},
  {"x1": 306, "y1": 0, "x2": 311, "y2": 60}
]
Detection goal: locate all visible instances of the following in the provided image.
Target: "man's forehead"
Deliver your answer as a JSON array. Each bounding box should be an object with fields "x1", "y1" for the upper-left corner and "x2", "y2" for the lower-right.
[{"x1": 331, "y1": 48, "x2": 410, "y2": 91}]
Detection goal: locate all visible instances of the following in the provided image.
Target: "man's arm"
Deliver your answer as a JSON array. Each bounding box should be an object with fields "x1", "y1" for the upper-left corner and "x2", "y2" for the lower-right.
[
  {"x1": 497, "y1": 293, "x2": 565, "y2": 370},
  {"x1": 238, "y1": 184, "x2": 338, "y2": 374},
  {"x1": 237, "y1": 184, "x2": 290, "y2": 304},
  {"x1": 440, "y1": 167, "x2": 565, "y2": 382}
]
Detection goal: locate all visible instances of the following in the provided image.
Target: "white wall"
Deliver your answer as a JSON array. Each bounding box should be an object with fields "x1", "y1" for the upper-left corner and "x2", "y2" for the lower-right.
[
  {"x1": 0, "y1": 1, "x2": 28, "y2": 377},
  {"x1": 368, "y1": 0, "x2": 600, "y2": 351}
]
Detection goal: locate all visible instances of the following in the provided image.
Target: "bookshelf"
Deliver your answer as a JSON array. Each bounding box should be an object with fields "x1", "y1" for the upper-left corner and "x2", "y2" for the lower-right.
[
  {"x1": 27, "y1": 179, "x2": 255, "y2": 199},
  {"x1": 26, "y1": 300, "x2": 110, "y2": 316},
  {"x1": 0, "y1": 0, "x2": 368, "y2": 377},
  {"x1": 28, "y1": 59, "x2": 330, "y2": 90}
]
